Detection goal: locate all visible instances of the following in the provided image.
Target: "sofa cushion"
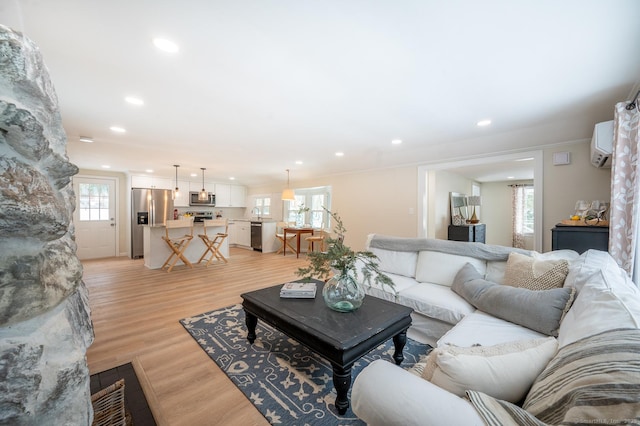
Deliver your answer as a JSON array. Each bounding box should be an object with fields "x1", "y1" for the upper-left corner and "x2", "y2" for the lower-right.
[
  {"x1": 437, "y1": 311, "x2": 546, "y2": 348},
  {"x1": 422, "y1": 337, "x2": 557, "y2": 403},
  {"x1": 524, "y1": 328, "x2": 640, "y2": 424},
  {"x1": 504, "y1": 252, "x2": 569, "y2": 290},
  {"x1": 362, "y1": 272, "x2": 419, "y2": 302},
  {"x1": 564, "y1": 248, "x2": 617, "y2": 291},
  {"x1": 368, "y1": 247, "x2": 417, "y2": 278},
  {"x1": 452, "y1": 263, "x2": 575, "y2": 336},
  {"x1": 415, "y1": 251, "x2": 486, "y2": 287},
  {"x1": 398, "y1": 282, "x2": 475, "y2": 325},
  {"x1": 558, "y1": 269, "x2": 640, "y2": 347}
]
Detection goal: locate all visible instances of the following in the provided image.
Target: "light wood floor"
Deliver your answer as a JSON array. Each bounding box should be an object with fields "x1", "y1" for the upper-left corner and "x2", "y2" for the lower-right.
[{"x1": 83, "y1": 248, "x2": 310, "y2": 426}]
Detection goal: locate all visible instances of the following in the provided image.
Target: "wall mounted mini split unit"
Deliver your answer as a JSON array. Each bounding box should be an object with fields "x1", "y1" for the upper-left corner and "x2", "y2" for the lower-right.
[{"x1": 591, "y1": 120, "x2": 614, "y2": 168}]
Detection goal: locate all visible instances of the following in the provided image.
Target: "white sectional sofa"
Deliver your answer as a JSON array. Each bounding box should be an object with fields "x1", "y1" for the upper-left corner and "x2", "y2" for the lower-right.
[{"x1": 351, "y1": 235, "x2": 640, "y2": 425}]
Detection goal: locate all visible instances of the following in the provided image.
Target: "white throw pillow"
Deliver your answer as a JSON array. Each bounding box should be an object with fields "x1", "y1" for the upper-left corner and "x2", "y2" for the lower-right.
[
  {"x1": 422, "y1": 337, "x2": 558, "y2": 403},
  {"x1": 415, "y1": 251, "x2": 486, "y2": 287}
]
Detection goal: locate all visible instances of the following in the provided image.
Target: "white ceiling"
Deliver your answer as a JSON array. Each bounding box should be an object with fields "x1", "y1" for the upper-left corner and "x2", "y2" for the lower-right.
[{"x1": 2, "y1": 0, "x2": 639, "y2": 186}]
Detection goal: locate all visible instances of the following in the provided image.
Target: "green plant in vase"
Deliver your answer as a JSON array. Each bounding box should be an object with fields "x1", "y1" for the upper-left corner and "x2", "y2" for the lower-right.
[
  {"x1": 296, "y1": 209, "x2": 396, "y2": 312},
  {"x1": 296, "y1": 203, "x2": 310, "y2": 227}
]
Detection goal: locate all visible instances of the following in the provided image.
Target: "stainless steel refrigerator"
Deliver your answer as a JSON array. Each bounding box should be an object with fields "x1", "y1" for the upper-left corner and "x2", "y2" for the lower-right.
[{"x1": 131, "y1": 188, "x2": 174, "y2": 259}]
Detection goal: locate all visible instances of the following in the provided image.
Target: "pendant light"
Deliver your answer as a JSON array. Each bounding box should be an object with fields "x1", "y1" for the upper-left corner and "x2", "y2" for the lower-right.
[
  {"x1": 198, "y1": 168, "x2": 208, "y2": 200},
  {"x1": 281, "y1": 169, "x2": 295, "y2": 201},
  {"x1": 173, "y1": 164, "x2": 180, "y2": 199}
]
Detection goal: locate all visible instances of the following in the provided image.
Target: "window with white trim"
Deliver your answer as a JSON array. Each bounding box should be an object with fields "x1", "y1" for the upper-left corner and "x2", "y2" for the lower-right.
[
  {"x1": 253, "y1": 196, "x2": 271, "y2": 217},
  {"x1": 284, "y1": 186, "x2": 332, "y2": 228}
]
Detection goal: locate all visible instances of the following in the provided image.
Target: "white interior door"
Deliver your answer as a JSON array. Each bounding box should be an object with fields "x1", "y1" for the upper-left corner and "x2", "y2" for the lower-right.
[{"x1": 73, "y1": 177, "x2": 117, "y2": 259}]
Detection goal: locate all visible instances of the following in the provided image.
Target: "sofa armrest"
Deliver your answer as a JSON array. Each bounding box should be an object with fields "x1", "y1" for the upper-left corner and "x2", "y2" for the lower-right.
[{"x1": 352, "y1": 360, "x2": 484, "y2": 426}]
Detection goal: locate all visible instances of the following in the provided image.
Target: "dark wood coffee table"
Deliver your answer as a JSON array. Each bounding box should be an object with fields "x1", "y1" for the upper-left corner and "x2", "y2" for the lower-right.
[{"x1": 241, "y1": 280, "x2": 413, "y2": 415}]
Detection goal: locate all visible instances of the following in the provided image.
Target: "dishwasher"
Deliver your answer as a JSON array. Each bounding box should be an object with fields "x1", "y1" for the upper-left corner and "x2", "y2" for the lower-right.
[{"x1": 251, "y1": 221, "x2": 262, "y2": 251}]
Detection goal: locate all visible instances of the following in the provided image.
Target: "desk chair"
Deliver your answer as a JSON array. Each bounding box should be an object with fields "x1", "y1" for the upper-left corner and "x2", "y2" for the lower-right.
[
  {"x1": 275, "y1": 221, "x2": 297, "y2": 255},
  {"x1": 161, "y1": 218, "x2": 194, "y2": 272},
  {"x1": 306, "y1": 228, "x2": 327, "y2": 253},
  {"x1": 198, "y1": 218, "x2": 229, "y2": 266}
]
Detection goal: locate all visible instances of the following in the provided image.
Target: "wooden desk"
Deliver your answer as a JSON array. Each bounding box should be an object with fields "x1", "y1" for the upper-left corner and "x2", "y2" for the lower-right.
[{"x1": 283, "y1": 227, "x2": 314, "y2": 258}]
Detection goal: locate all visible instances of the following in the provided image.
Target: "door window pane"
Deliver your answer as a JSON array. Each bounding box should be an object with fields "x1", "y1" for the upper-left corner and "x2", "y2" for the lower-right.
[{"x1": 78, "y1": 183, "x2": 110, "y2": 221}]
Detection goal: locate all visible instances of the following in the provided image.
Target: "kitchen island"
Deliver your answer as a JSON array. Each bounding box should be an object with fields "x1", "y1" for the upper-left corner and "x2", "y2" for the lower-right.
[{"x1": 143, "y1": 223, "x2": 230, "y2": 270}]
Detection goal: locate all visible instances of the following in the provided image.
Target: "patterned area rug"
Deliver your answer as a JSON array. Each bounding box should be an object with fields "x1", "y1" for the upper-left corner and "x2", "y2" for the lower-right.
[{"x1": 180, "y1": 304, "x2": 430, "y2": 425}]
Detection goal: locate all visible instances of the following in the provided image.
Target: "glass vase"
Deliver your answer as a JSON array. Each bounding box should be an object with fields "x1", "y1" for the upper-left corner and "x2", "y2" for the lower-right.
[{"x1": 322, "y1": 270, "x2": 365, "y2": 312}]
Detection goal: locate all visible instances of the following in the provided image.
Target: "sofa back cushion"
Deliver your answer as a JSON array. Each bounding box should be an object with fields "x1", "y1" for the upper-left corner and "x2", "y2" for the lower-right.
[
  {"x1": 415, "y1": 251, "x2": 486, "y2": 287},
  {"x1": 368, "y1": 247, "x2": 418, "y2": 278},
  {"x1": 558, "y1": 269, "x2": 640, "y2": 347}
]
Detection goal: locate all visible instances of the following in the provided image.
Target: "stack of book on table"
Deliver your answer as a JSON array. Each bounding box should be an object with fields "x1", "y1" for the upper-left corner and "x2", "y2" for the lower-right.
[{"x1": 280, "y1": 282, "x2": 317, "y2": 299}]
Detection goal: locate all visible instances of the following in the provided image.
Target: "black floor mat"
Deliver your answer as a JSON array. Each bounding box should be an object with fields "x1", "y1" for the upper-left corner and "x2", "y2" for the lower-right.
[{"x1": 90, "y1": 363, "x2": 156, "y2": 426}]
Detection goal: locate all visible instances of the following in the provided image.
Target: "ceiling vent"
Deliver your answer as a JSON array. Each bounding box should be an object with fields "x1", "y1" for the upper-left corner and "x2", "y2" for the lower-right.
[{"x1": 591, "y1": 120, "x2": 614, "y2": 168}]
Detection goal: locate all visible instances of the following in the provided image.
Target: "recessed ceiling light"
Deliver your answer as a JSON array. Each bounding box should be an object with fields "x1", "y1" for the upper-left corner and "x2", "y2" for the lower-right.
[
  {"x1": 391, "y1": 139, "x2": 402, "y2": 145},
  {"x1": 190, "y1": 173, "x2": 197, "y2": 177},
  {"x1": 79, "y1": 136, "x2": 93, "y2": 143},
  {"x1": 125, "y1": 96, "x2": 144, "y2": 106},
  {"x1": 110, "y1": 126, "x2": 126, "y2": 133},
  {"x1": 295, "y1": 160, "x2": 303, "y2": 165},
  {"x1": 477, "y1": 119, "x2": 492, "y2": 127},
  {"x1": 101, "y1": 165, "x2": 111, "y2": 169},
  {"x1": 145, "y1": 169, "x2": 154, "y2": 173},
  {"x1": 229, "y1": 177, "x2": 235, "y2": 180},
  {"x1": 335, "y1": 152, "x2": 344, "y2": 157},
  {"x1": 507, "y1": 176, "x2": 515, "y2": 179},
  {"x1": 153, "y1": 38, "x2": 179, "y2": 53}
]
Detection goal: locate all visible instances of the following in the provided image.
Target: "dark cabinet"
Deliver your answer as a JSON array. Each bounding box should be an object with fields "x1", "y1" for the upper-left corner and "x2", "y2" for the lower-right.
[
  {"x1": 551, "y1": 224, "x2": 609, "y2": 254},
  {"x1": 448, "y1": 224, "x2": 486, "y2": 243}
]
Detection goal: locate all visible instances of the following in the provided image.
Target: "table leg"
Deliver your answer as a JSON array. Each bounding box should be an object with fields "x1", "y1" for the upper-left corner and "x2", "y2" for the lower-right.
[
  {"x1": 295, "y1": 233, "x2": 301, "y2": 258},
  {"x1": 283, "y1": 230, "x2": 288, "y2": 256},
  {"x1": 392, "y1": 329, "x2": 407, "y2": 365},
  {"x1": 245, "y1": 311, "x2": 257, "y2": 344},
  {"x1": 332, "y1": 364, "x2": 352, "y2": 415}
]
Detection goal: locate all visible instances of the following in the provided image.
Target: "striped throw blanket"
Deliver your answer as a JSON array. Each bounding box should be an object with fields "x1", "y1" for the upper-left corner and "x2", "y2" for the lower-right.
[{"x1": 468, "y1": 328, "x2": 640, "y2": 425}]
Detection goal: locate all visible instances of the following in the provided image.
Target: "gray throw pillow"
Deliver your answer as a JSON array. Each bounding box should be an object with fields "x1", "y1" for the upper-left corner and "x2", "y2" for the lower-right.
[{"x1": 452, "y1": 263, "x2": 574, "y2": 336}]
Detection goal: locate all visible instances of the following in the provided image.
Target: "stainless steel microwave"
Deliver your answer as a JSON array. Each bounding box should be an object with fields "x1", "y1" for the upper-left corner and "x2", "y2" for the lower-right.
[{"x1": 189, "y1": 191, "x2": 215, "y2": 206}]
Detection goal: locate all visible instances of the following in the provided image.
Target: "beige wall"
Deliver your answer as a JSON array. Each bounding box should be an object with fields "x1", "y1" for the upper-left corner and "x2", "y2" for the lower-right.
[
  {"x1": 249, "y1": 167, "x2": 419, "y2": 251},
  {"x1": 541, "y1": 140, "x2": 611, "y2": 251}
]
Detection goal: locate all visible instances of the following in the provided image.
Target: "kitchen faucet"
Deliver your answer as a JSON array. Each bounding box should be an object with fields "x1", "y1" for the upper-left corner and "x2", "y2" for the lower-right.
[{"x1": 251, "y1": 207, "x2": 261, "y2": 220}]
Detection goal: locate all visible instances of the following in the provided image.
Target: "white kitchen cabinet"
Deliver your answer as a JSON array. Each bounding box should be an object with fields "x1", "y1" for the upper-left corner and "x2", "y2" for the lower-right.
[
  {"x1": 215, "y1": 184, "x2": 231, "y2": 207},
  {"x1": 215, "y1": 184, "x2": 247, "y2": 207},
  {"x1": 131, "y1": 175, "x2": 173, "y2": 190},
  {"x1": 260, "y1": 222, "x2": 277, "y2": 253},
  {"x1": 227, "y1": 221, "x2": 238, "y2": 245},
  {"x1": 236, "y1": 221, "x2": 251, "y2": 248},
  {"x1": 189, "y1": 181, "x2": 216, "y2": 193},
  {"x1": 230, "y1": 185, "x2": 247, "y2": 207},
  {"x1": 173, "y1": 179, "x2": 190, "y2": 207}
]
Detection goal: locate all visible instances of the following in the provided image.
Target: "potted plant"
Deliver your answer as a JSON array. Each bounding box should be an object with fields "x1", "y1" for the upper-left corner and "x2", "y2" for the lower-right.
[{"x1": 296, "y1": 209, "x2": 396, "y2": 312}]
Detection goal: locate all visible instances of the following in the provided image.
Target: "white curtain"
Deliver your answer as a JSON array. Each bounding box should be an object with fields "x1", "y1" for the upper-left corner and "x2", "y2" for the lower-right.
[
  {"x1": 609, "y1": 101, "x2": 640, "y2": 283},
  {"x1": 512, "y1": 185, "x2": 526, "y2": 249}
]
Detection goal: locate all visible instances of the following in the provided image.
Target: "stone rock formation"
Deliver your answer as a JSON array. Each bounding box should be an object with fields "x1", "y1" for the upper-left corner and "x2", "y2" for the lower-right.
[{"x1": 0, "y1": 25, "x2": 94, "y2": 424}]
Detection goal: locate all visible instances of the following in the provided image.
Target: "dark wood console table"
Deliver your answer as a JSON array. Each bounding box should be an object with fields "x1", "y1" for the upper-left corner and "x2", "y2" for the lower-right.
[
  {"x1": 448, "y1": 224, "x2": 486, "y2": 243},
  {"x1": 551, "y1": 224, "x2": 609, "y2": 254}
]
